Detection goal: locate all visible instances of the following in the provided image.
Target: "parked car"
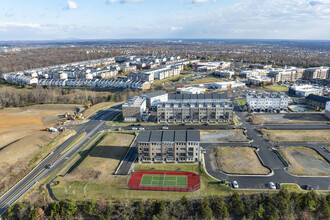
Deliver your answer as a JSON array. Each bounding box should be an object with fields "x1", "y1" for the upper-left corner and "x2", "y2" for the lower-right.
[
  {"x1": 232, "y1": 181, "x2": 239, "y2": 189},
  {"x1": 203, "y1": 123, "x2": 209, "y2": 126},
  {"x1": 132, "y1": 127, "x2": 138, "y2": 130},
  {"x1": 202, "y1": 149, "x2": 206, "y2": 154},
  {"x1": 180, "y1": 123, "x2": 186, "y2": 126},
  {"x1": 269, "y1": 182, "x2": 276, "y2": 190},
  {"x1": 139, "y1": 127, "x2": 145, "y2": 130},
  {"x1": 162, "y1": 126, "x2": 169, "y2": 130},
  {"x1": 276, "y1": 183, "x2": 282, "y2": 190},
  {"x1": 164, "y1": 123, "x2": 169, "y2": 126}
]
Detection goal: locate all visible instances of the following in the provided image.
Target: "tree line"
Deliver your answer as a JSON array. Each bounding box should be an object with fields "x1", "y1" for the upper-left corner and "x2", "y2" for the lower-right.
[
  {"x1": 0, "y1": 82, "x2": 147, "y2": 109},
  {"x1": 2, "y1": 190, "x2": 329, "y2": 220}
]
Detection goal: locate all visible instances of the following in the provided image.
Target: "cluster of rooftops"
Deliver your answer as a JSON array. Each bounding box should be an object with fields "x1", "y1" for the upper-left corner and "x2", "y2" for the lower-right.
[{"x1": 137, "y1": 130, "x2": 200, "y2": 143}]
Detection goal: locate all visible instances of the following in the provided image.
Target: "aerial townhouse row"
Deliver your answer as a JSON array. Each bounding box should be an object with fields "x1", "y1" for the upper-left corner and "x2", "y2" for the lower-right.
[
  {"x1": 157, "y1": 93, "x2": 234, "y2": 123},
  {"x1": 246, "y1": 92, "x2": 290, "y2": 113},
  {"x1": 37, "y1": 78, "x2": 150, "y2": 90}
]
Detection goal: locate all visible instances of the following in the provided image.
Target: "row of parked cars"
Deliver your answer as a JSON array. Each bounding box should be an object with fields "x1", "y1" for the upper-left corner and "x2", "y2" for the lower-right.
[{"x1": 232, "y1": 181, "x2": 313, "y2": 190}]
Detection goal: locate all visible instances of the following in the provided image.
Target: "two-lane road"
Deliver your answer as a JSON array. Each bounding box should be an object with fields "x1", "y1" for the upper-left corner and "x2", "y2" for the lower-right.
[{"x1": 0, "y1": 104, "x2": 121, "y2": 215}]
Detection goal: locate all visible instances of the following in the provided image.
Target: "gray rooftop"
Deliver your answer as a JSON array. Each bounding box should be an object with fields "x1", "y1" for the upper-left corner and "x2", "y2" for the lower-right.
[
  {"x1": 142, "y1": 90, "x2": 167, "y2": 98},
  {"x1": 168, "y1": 93, "x2": 225, "y2": 100},
  {"x1": 137, "y1": 130, "x2": 200, "y2": 142}
]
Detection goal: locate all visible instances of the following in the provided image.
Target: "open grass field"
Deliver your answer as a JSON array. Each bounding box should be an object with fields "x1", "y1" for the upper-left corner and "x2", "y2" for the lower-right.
[
  {"x1": 235, "y1": 99, "x2": 246, "y2": 106},
  {"x1": 261, "y1": 129, "x2": 330, "y2": 142},
  {"x1": 82, "y1": 102, "x2": 115, "y2": 119},
  {"x1": 214, "y1": 147, "x2": 270, "y2": 175},
  {"x1": 250, "y1": 113, "x2": 328, "y2": 125},
  {"x1": 63, "y1": 132, "x2": 135, "y2": 183},
  {"x1": 265, "y1": 85, "x2": 289, "y2": 92},
  {"x1": 200, "y1": 129, "x2": 248, "y2": 143},
  {"x1": 277, "y1": 146, "x2": 330, "y2": 176},
  {"x1": 188, "y1": 77, "x2": 220, "y2": 85},
  {"x1": 140, "y1": 174, "x2": 187, "y2": 188},
  {"x1": 51, "y1": 163, "x2": 236, "y2": 201}
]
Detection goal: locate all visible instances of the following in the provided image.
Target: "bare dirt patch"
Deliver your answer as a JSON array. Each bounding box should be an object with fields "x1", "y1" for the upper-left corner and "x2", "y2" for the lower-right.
[
  {"x1": 63, "y1": 133, "x2": 135, "y2": 183},
  {"x1": 200, "y1": 130, "x2": 248, "y2": 143},
  {"x1": 0, "y1": 129, "x2": 76, "y2": 195},
  {"x1": 277, "y1": 146, "x2": 330, "y2": 176},
  {"x1": 261, "y1": 129, "x2": 330, "y2": 142},
  {"x1": 214, "y1": 147, "x2": 270, "y2": 175},
  {"x1": 250, "y1": 113, "x2": 329, "y2": 125}
]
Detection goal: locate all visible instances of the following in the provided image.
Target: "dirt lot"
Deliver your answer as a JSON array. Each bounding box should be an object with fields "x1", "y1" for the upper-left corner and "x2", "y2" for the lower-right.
[
  {"x1": 63, "y1": 133, "x2": 135, "y2": 183},
  {"x1": 214, "y1": 147, "x2": 270, "y2": 175},
  {"x1": 200, "y1": 130, "x2": 248, "y2": 143},
  {"x1": 250, "y1": 113, "x2": 329, "y2": 125},
  {"x1": 0, "y1": 104, "x2": 82, "y2": 195},
  {"x1": 261, "y1": 129, "x2": 330, "y2": 142},
  {"x1": 277, "y1": 146, "x2": 330, "y2": 176}
]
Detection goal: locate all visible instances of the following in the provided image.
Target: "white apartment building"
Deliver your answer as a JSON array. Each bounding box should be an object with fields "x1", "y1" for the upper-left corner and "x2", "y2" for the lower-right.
[
  {"x1": 248, "y1": 76, "x2": 273, "y2": 86},
  {"x1": 246, "y1": 92, "x2": 289, "y2": 113}
]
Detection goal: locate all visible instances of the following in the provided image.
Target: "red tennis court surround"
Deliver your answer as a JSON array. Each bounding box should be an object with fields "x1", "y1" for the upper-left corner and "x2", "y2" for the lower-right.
[{"x1": 128, "y1": 170, "x2": 200, "y2": 192}]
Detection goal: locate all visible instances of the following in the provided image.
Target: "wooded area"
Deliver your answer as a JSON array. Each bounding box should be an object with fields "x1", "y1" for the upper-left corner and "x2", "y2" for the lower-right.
[{"x1": 3, "y1": 190, "x2": 329, "y2": 220}]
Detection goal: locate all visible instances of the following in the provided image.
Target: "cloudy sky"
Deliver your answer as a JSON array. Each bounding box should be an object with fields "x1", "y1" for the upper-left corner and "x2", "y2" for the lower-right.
[{"x1": 0, "y1": 0, "x2": 330, "y2": 40}]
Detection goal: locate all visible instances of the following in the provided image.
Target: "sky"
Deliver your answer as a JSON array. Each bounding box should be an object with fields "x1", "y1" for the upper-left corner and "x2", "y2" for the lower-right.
[{"x1": 0, "y1": 0, "x2": 330, "y2": 41}]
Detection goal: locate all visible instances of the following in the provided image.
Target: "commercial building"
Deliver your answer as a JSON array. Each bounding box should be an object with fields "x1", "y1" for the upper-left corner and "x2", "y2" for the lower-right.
[
  {"x1": 176, "y1": 87, "x2": 206, "y2": 94},
  {"x1": 137, "y1": 130, "x2": 201, "y2": 162},
  {"x1": 122, "y1": 96, "x2": 147, "y2": 121},
  {"x1": 247, "y1": 76, "x2": 273, "y2": 86},
  {"x1": 157, "y1": 94, "x2": 233, "y2": 123},
  {"x1": 305, "y1": 94, "x2": 330, "y2": 110},
  {"x1": 214, "y1": 70, "x2": 235, "y2": 79},
  {"x1": 289, "y1": 85, "x2": 323, "y2": 97},
  {"x1": 246, "y1": 92, "x2": 289, "y2": 113},
  {"x1": 209, "y1": 81, "x2": 246, "y2": 89},
  {"x1": 140, "y1": 90, "x2": 168, "y2": 109}
]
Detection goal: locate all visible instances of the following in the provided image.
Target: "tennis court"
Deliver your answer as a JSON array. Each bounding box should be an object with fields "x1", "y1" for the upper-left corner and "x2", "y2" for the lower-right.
[{"x1": 140, "y1": 174, "x2": 187, "y2": 188}]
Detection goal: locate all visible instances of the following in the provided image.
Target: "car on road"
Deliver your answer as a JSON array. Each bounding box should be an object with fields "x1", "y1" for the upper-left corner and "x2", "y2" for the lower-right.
[
  {"x1": 164, "y1": 123, "x2": 169, "y2": 126},
  {"x1": 276, "y1": 183, "x2": 282, "y2": 190},
  {"x1": 203, "y1": 123, "x2": 208, "y2": 126},
  {"x1": 306, "y1": 185, "x2": 313, "y2": 190},
  {"x1": 46, "y1": 163, "x2": 55, "y2": 169},
  {"x1": 139, "y1": 127, "x2": 145, "y2": 130},
  {"x1": 180, "y1": 123, "x2": 186, "y2": 126},
  {"x1": 232, "y1": 181, "x2": 239, "y2": 189},
  {"x1": 202, "y1": 149, "x2": 206, "y2": 154},
  {"x1": 132, "y1": 127, "x2": 138, "y2": 130},
  {"x1": 162, "y1": 126, "x2": 169, "y2": 130},
  {"x1": 137, "y1": 124, "x2": 141, "y2": 127},
  {"x1": 187, "y1": 127, "x2": 195, "y2": 129},
  {"x1": 269, "y1": 182, "x2": 276, "y2": 190}
]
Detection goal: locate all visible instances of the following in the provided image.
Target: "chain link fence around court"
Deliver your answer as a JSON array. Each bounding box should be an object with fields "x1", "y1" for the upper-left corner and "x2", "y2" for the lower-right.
[{"x1": 127, "y1": 170, "x2": 200, "y2": 192}]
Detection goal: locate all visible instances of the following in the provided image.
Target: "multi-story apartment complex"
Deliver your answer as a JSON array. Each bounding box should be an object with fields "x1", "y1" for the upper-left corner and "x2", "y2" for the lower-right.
[
  {"x1": 122, "y1": 96, "x2": 147, "y2": 121},
  {"x1": 157, "y1": 94, "x2": 233, "y2": 123},
  {"x1": 305, "y1": 94, "x2": 330, "y2": 110},
  {"x1": 137, "y1": 130, "x2": 200, "y2": 163},
  {"x1": 303, "y1": 67, "x2": 329, "y2": 80},
  {"x1": 268, "y1": 67, "x2": 304, "y2": 82},
  {"x1": 246, "y1": 92, "x2": 289, "y2": 113},
  {"x1": 248, "y1": 76, "x2": 273, "y2": 86},
  {"x1": 325, "y1": 101, "x2": 330, "y2": 119}
]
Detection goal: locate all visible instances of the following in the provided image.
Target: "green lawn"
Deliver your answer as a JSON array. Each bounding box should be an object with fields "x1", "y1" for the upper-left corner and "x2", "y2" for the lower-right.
[
  {"x1": 235, "y1": 99, "x2": 246, "y2": 106},
  {"x1": 140, "y1": 174, "x2": 187, "y2": 188},
  {"x1": 265, "y1": 85, "x2": 289, "y2": 92}
]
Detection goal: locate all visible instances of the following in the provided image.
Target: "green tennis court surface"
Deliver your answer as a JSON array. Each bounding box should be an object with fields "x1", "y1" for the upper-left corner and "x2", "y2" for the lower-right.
[{"x1": 140, "y1": 174, "x2": 187, "y2": 188}]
